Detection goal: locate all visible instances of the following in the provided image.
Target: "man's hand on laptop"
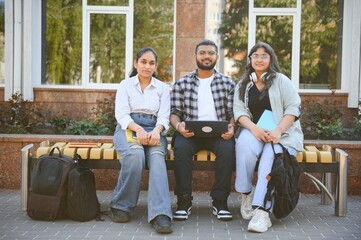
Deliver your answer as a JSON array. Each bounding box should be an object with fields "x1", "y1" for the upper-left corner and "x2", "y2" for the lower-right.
[
  {"x1": 178, "y1": 121, "x2": 195, "y2": 138},
  {"x1": 221, "y1": 123, "x2": 235, "y2": 140}
]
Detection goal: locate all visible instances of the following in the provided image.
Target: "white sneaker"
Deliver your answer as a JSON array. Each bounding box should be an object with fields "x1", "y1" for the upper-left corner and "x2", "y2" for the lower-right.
[
  {"x1": 247, "y1": 209, "x2": 272, "y2": 233},
  {"x1": 239, "y1": 187, "x2": 254, "y2": 220}
]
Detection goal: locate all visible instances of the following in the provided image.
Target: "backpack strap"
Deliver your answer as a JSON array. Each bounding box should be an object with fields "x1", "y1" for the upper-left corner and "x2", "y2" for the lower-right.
[{"x1": 264, "y1": 142, "x2": 285, "y2": 212}]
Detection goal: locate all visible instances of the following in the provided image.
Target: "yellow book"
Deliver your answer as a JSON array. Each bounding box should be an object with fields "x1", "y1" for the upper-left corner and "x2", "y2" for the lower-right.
[
  {"x1": 126, "y1": 129, "x2": 161, "y2": 146},
  {"x1": 126, "y1": 129, "x2": 138, "y2": 143}
]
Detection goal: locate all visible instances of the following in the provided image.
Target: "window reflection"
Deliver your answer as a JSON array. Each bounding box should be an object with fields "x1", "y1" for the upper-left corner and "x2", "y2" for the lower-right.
[
  {"x1": 44, "y1": 0, "x2": 174, "y2": 85},
  {"x1": 89, "y1": 14, "x2": 126, "y2": 83},
  {"x1": 87, "y1": 0, "x2": 129, "y2": 6},
  {"x1": 0, "y1": 0, "x2": 4, "y2": 85},
  {"x1": 254, "y1": 0, "x2": 296, "y2": 8},
  {"x1": 299, "y1": 0, "x2": 340, "y2": 89},
  {"x1": 256, "y1": 15, "x2": 293, "y2": 79},
  {"x1": 217, "y1": 1, "x2": 249, "y2": 79},
  {"x1": 45, "y1": 0, "x2": 82, "y2": 85},
  {"x1": 133, "y1": 0, "x2": 174, "y2": 83},
  {"x1": 216, "y1": 0, "x2": 341, "y2": 90}
]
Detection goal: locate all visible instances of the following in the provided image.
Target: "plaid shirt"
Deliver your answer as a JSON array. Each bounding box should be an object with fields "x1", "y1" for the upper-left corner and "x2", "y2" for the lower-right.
[{"x1": 171, "y1": 70, "x2": 235, "y2": 121}]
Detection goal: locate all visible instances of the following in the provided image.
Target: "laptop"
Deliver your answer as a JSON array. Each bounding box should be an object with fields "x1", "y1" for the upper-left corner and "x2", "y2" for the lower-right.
[{"x1": 184, "y1": 120, "x2": 229, "y2": 138}]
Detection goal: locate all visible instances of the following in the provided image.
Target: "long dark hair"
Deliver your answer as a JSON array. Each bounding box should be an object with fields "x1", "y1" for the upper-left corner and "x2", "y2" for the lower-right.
[
  {"x1": 129, "y1": 47, "x2": 158, "y2": 78},
  {"x1": 238, "y1": 42, "x2": 280, "y2": 101}
]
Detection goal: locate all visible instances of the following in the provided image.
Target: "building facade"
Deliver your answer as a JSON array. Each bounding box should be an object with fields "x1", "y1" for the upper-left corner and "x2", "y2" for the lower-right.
[{"x1": 0, "y1": 0, "x2": 360, "y2": 125}]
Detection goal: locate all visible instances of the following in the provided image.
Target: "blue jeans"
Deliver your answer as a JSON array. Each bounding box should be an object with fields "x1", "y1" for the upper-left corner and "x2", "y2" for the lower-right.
[
  {"x1": 110, "y1": 113, "x2": 172, "y2": 222},
  {"x1": 172, "y1": 132, "x2": 235, "y2": 200},
  {"x1": 235, "y1": 128, "x2": 297, "y2": 209}
]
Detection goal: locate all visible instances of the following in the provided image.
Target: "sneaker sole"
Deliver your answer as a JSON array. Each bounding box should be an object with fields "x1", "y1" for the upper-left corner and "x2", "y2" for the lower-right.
[
  {"x1": 173, "y1": 209, "x2": 191, "y2": 221},
  {"x1": 153, "y1": 225, "x2": 173, "y2": 234},
  {"x1": 247, "y1": 225, "x2": 270, "y2": 233},
  {"x1": 212, "y1": 210, "x2": 233, "y2": 221},
  {"x1": 247, "y1": 221, "x2": 272, "y2": 233},
  {"x1": 108, "y1": 210, "x2": 130, "y2": 223}
]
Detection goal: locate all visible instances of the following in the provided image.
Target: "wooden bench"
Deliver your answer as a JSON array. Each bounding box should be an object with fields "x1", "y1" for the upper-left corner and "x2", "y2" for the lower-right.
[{"x1": 20, "y1": 141, "x2": 348, "y2": 216}]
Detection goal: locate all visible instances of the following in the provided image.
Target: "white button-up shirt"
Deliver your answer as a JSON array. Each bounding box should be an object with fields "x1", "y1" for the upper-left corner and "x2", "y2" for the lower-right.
[{"x1": 115, "y1": 75, "x2": 170, "y2": 131}]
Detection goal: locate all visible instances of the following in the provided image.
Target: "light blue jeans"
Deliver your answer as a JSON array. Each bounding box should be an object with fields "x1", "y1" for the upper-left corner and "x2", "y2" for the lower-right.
[
  {"x1": 235, "y1": 128, "x2": 297, "y2": 209},
  {"x1": 110, "y1": 113, "x2": 172, "y2": 222}
]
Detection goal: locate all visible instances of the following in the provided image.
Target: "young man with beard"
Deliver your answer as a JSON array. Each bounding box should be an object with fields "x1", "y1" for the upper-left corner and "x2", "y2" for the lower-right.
[{"x1": 170, "y1": 39, "x2": 236, "y2": 221}]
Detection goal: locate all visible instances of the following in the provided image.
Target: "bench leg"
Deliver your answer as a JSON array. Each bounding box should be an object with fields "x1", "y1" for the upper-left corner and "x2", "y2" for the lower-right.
[
  {"x1": 21, "y1": 144, "x2": 33, "y2": 211},
  {"x1": 321, "y1": 172, "x2": 333, "y2": 205},
  {"x1": 303, "y1": 172, "x2": 334, "y2": 201},
  {"x1": 335, "y1": 148, "x2": 348, "y2": 217}
]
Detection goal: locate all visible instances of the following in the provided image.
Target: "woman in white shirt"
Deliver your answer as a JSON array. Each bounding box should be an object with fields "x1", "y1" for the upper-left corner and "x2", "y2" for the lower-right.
[{"x1": 109, "y1": 47, "x2": 172, "y2": 234}]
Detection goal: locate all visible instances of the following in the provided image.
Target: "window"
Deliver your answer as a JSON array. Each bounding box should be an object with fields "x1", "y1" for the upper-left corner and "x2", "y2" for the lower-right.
[
  {"x1": 44, "y1": 0, "x2": 82, "y2": 85},
  {"x1": 43, "y1": 0, "x2": 174, "y2": 87},
  {"x1": 217, "y1": 0, "x2": 343, "y2": 90},
  {"x1": 0, "y1": 0, "x2": 4, "y2": 85},
  {"x1": 133, "y1": 0, "x2": 175, "y2": 83}
]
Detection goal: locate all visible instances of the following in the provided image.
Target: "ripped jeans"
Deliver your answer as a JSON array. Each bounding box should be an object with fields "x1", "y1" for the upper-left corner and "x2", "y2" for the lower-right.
[{"x1": 110, "y1": 113, "x2": 172, "y2": 222}]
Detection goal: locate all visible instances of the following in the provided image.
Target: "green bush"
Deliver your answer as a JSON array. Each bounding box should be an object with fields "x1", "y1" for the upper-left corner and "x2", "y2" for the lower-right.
[
  {"x1": 0, "y1": 92, "x2": 44, "y2": 134},
  {"x1": 67, "y1": 119, "x2": 109, "y2": 135},
  {"x1": 301, "y1": 99, "x2": 344, "y2": 139},
  {"x1": 92, "y1": 98, "x2": 116, "y2": 134},
  {"x1": 316, "y1": 118, "x2": 344, "y2": 139},
  {"x1": 50, "y1": 116, "x2": 71, "y2": 134}
]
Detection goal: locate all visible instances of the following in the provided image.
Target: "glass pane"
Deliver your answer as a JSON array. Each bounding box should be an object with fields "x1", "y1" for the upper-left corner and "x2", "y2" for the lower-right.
[
  {"x1": 254, "y1": 0, "x2": 296, "y2": 8},
  {"x1": 87, "y1": 0, "x2": 128, "y2": 6},
  {"x1": 256, "y1": 16, "x2": 293, "y2": 78},
  {"x1": 89, "y1": 14, "x2": 126, "y2": 83},
  {"x1": 299, "y1": 0, "x2": 339, "y2": 89},
  {"x1": 0, "y1": 0, "x2": 5, "y2": 84},
  {"x1": 206, "y1": 1, "x2": 225, "y2": 71},
  {"x1": 46, "y1": 0, "x2": 82, "y2": 85},
  {"x1": 134, "y1": 0, "x2": 174, "y2": 83},
  {"x1": 218, "y1": 1, "x2": 249, "y2": 79}
]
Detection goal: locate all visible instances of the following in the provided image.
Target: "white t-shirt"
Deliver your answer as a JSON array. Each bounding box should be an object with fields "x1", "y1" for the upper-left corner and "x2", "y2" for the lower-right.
[{"x1": 197, "y1": 75, "x2": 218, "y2": 120}]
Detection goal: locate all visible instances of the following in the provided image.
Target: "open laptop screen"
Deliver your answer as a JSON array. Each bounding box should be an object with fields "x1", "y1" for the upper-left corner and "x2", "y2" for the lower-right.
[{"x1": 184, "y1": 120, "x2": 228, "y2": 138}]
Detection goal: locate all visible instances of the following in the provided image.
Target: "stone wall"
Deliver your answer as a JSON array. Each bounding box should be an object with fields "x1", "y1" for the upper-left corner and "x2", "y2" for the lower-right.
[{"x1": 0, "y1": 134, "x2": 360, "y2": 195}]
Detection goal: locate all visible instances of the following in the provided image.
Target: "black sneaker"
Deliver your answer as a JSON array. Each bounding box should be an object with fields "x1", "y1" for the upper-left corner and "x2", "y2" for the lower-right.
[
  {"x1": 108, "y1": 207, "x2": 130, "y2": 223},
  {"x1": 212, "y1": 198, "x2": 233, "y2": 221},
  {"x1": 173, "y1": 194, "x2": 193, "y2": 221},
  {"x1": 151, "y1": 215, "x2": 172, "y2": 234}
]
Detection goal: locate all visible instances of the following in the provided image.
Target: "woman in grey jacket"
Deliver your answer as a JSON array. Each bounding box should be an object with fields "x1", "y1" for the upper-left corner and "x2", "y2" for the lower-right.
[{"x1": 233, "y1": 42, "x2": 303, "y2": 233}]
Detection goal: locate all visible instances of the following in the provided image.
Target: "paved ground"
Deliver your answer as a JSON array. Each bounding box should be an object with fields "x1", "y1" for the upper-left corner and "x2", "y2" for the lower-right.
[{"x1": 0, "y1": 189, "x2": 360, "y2": 240}]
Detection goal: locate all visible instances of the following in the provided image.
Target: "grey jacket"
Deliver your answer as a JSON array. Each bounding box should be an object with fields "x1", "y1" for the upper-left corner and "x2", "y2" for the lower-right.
[{"x1": 233, "y1": 73, "x2": 304, "y2": 151}]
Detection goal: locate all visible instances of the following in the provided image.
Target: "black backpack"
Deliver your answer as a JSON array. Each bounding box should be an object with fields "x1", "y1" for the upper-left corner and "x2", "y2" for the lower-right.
[
  {"x1": 264, "y1": 143, "x2": 302, "y2": 219},
  {"x1": 67, "y1": 155, "x2": 102, "y2": 222},
  {"x1": 27, "y1": 147, "x2": 75, "y2": 221}
]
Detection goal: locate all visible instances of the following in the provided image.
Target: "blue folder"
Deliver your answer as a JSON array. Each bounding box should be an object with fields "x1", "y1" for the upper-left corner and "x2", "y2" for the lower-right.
[{"x1": 256, "y1": 110, "x2": 277, "y2": 131}]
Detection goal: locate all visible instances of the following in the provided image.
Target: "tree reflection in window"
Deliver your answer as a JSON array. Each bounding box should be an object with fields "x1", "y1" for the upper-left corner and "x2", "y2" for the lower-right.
[
  {"x1": 133, "y1": 0, "x2": 174, "y2": 83},
  {"x1": 46, "y1": 0, "x2": 82, "y2": 85},
  {"x1": 218, "y1": 0, "x2": 341, "y2": 90},
  {"x1": 45, "y1": 0, "x2": 174, "y2": 85}
]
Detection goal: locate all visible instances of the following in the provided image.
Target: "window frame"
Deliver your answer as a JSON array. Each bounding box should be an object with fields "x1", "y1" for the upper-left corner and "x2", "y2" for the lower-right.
[{"x1": 248, "y1": 0, "x2": 301, "y2": 89}]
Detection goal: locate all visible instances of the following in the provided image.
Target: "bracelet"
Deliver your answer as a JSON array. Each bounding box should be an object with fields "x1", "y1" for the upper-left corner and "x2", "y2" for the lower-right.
[{"x1": 156, "y1": 125, "x2": 163, "y2": 131}]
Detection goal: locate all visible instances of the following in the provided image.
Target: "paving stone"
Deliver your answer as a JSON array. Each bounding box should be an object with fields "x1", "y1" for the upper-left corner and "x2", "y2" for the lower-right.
[{"x1": 0, "y1": 189, "x2": 360, "y2": 240}]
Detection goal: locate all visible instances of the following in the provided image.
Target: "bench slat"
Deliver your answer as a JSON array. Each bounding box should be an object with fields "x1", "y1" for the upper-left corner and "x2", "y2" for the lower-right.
[{"x1": 305, "y1": 145, "x2": 332, "y2": 163}]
